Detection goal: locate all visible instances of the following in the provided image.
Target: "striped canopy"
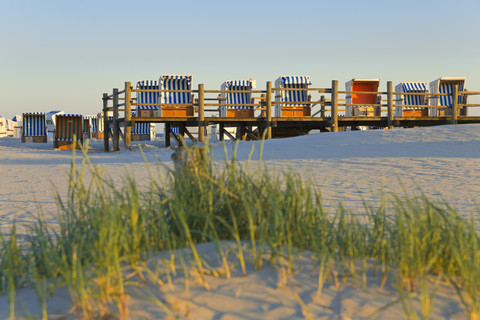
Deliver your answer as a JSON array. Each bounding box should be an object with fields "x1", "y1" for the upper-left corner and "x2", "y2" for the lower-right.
[
  {"x1": 396, "y1": 82, "x2": 428, "y2": 106},
  {"x1": 438, "y1": 80, "x2": 465, "y2": 106},
  {"x1": 136, "y1": 80, "x2": 159, "y2": 110},
  {"x1": 55, "y1": 114, "x2": 83, "y2": 142},
  {"x1": 131, "y1": 112, "x2": 150, "y2": 135},
  {"x1": 159, "y1": 75, "x2": 192, "y2": 104},
  {"x1": 23, "y1": 113, "x2": 46, "y2": 137},
  {"x1": 221, "y1": 80, "x2": 254, "y2": 109},
  {"x1": 83, "y1": 115, "x2": 96, "y2": 133},
  {"x1": 275, "y1": 76, "x2": 311, "y2": 107}
]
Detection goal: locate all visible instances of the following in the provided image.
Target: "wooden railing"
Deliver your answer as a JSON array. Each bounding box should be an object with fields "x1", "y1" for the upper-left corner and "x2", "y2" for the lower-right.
[{"x1": 102, "y1": 81, "x2": 480, "y2": 151}]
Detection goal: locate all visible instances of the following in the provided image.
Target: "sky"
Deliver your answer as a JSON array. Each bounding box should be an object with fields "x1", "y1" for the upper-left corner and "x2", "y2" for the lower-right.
[{"x1": 1, "y1": 0, "x2": 479, "y2": 119}]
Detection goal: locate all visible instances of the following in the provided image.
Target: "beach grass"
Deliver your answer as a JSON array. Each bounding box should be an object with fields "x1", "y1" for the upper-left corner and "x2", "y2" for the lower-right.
[{"x1": 0, "y1": 142, "x2": 479, "y2": 319}]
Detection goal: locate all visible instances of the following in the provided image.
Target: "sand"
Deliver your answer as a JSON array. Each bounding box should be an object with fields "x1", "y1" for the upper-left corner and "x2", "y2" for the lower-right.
[{"x1": 1, "y1": 124, "x2": 480, "y2": 319}]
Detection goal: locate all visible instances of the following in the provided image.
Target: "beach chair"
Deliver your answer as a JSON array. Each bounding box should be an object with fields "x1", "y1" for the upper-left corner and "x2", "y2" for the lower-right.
[
  {"x1": 131, "y1": 112, "x2": 151, "y2": 141},
  {"x1": 429, "y1": 77, "x2": 467, "y2": 116},
  {"x1": 83, "y1": 115, "x2": 96, "y2": 140},
  {"x1": 54, "y1": 114, "x2": 83, "y2": 149},
  {"x1": 345, "y1": 79, "x2": 381, "y2": 117},
  {"x1": 394, "y1": 82, "x2": 429, "y2": 117},
  {"x1": 0, "y1": 117, "x2": 6, "y2": 137},
  {"x1": 159, "y1": 75, "x2": 193, "y2": 138},
  {"x1": 220, "y1": 80, "x2": 256, "y2": 118},
  {"x1": 136, "y1": 80, "x2": 159, "y2": 117},
  {"x1": 274, "y1": 76, "x2": 312, "y2": 117},
  {"x1": 22, "y1": 113, "x2": 47, "y2": 143}
]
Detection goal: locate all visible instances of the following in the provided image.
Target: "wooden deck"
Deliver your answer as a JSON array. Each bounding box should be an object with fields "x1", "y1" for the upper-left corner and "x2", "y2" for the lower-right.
[{"x1": 101, "y1": 80, "x2": 480, "y2": 151}]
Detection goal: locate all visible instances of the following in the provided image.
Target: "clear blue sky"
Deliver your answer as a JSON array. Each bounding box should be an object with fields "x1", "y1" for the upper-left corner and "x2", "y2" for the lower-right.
[{"x1": 1, "y1": 0, "x2": 479, "y2": 119}]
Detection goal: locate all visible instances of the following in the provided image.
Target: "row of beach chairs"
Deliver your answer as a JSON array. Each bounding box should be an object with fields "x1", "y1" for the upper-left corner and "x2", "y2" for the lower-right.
[
  {"x1": 20, "y1": 75, "x2": 467, "y2": 147},
  {"x1": 135, "y1": 75, "x2": 467, "y2": 119}
]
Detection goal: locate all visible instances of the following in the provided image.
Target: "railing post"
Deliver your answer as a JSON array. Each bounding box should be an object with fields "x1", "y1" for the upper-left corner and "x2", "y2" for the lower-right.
[
  {"x1": 113, "y1": 88, "x2": 120, "y2": 151},
  {"x1": 320, "y1": 95, "x2": 325, "y2": 118},
  {"x1": 266, "y1": 81, "x2": 272, "y2": 139},
  {"x1": 103, "y1": 93, "x2": 109, "y2": 151},
  {"x1": 387, "y1": 81, "x2": 394, "y2": 129},
  {"x1": 125, "y1": 82, "x2": 132, "y2": 147},
  {"x1": 198, "y1": 84, "x2": 205, "y2": 142},
  {"x1": 451, "y1": 84, "x2": 458, "y2": 124},
  {"x1": 331, "y1": 80, "x2": 338, "y2": 132}
]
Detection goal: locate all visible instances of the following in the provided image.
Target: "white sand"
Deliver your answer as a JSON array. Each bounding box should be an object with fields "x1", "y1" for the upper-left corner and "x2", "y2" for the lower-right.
[{"x1": 1, "y1": 124, "x2": 480, "y2": 319}]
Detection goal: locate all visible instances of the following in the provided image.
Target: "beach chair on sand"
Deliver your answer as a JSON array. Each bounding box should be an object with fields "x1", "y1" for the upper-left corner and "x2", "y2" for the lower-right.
[
  {"x1": 22, "y1": 113, "x2": 47, "y2": 143},
  {"x1": 83, "y1": 115, "x2": 96, "y2": 140},
  {"x1": 345, "y1": 79, "x2": 381, "y2": 117},
  {"x1": 131, "y1": 112, "x2": 151, "y2": 141},
  {"x1": 274, "y1": 76, "x2": 312, "y2": 117},
  {"x1": 54, "y1": 114, "x2": 83, "y2": 149},
  {"x1": 220, "y1": 80, "x2": 256, "y2": 118},
  {"x1": 429, "y1": 77, "x2": 467, "y2": 116},
  {"x1": 395, "y1": 82, "x2": 429, "y2": 117},
  {"x1": 136, "y1": 80, "x2": 159, "y2": 118},
  {"x1": 159, "y1": 75, "x2": 194, "y2": 140}
]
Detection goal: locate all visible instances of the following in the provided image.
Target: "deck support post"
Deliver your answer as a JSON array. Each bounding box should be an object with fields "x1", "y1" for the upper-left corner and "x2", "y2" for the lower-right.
[
  {"x1": 198, "y1": 84, "x2": 205, "y2": 142},
  {"x1": 165, "y1": 122, "x2": 171, "y2": 148},
  {"x1": 125, "y1": 82, "x2": 132, "y2": 147},
  {"x1": 219, "y1": 123, "x2": 224, "y2": 141},
  {"x1": 112, "y1": 88, "x2": 120, "y2": 151},
  {"x1": 331, "y1": 80, "x2": 338, "y2": 132},
  {"x1": 451, "y1": 84, "x2": 458, "y2": 124},
  {"x1": 266, "y1": 81, "x2": 272, "y2": 139},
  {"x1": 387, "y1": 81, "x2": 394, "y2": 129},
  {"x1": 103, "y1": 93, "x2": 109, "y2": 151}
]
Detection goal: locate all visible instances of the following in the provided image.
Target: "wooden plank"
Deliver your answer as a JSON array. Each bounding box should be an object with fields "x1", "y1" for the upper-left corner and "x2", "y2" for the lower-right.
[
  {"x1": 103, "y1": 93, "x2": 109, "y2": 151},
  {"x1": 165, "y1": 123, "x2": 170, "y2": 148},
  {"x1": 184, "y1": 128, "x2": 196, "y2": 142},
  {"x1": 331, "y1": 80, "x2": 338, "y2": 132},
  {"x1": 266, "y1": 81, "x2": 272, "y2": 139},
  {"x1": 387, "y1": 81, "x2": 394, "y2": 129},
  {"x1": 451, "y1": 84, "x2": 458, "y2": 124},
  {"x1": 198, "y1": 84, "x2": 205, "y2": 142},
  {"x1": 125, "y1": 82, "x2": 132, "y2": 147},
  {"x1": 113, "y1": 88, "x2": 120, "y2": 151},
  {"x1": 223, "y1": 128, "x2": 236, "y2": 140}
]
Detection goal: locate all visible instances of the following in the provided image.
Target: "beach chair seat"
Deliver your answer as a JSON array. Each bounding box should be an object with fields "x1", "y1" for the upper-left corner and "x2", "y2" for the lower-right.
[
  {"x1": 22, "y1": 113, "x2": 47, "y2": 143},
  {"x1": 54, "y1": 114, "x2": 83, "y2": 149},
  {"x1": 274, "y1": 76, "x2": 312, "y2": 117}
]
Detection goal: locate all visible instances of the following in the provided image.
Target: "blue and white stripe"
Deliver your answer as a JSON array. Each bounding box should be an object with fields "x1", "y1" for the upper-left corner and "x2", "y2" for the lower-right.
[
  {"x1": 131, "y1": 112, "x2": 150, "y2": 135},
  {"x1": 221, "y1": 80, "x2": 254, "y2": 110},
  {"x1": 159, "y1": 75, "x2": 192, "y2": 105},
  {"x1": 136, "y1": 80, "x2": 159, "y2": 111},
  {"x1": 22, "y1": 113, "x2": 46, "y2": 137},
  {"x1": 274, "y1": 76, "x2": 311, "y2": 107},
  {"x1": 395, "y1": 82, "x2": 428, "y2": 107},
  {"x1": 439, "y1": 82, "x2": 465, "y2": 106},
  {"x1": 160, "y1": 75, "x2": 192, "y2": 134}
]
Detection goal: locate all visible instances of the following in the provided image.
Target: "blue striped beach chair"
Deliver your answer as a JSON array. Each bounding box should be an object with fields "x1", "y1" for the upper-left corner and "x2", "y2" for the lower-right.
[
  {"x1": 54, "y1": 114, "x2": 83, "y2": 149},
  {"x1": 160, "y1": 75, "x2": 193, "y2": 136},
  {"x1": 22, "y1": 112, "x2": 47, "y2": 143},
  {"x1": 429, "y1": 77, "x2": 466, "y2": 116},
  {"x1": 83, "y1": 115, "x2": 96, "y2": 139},
  {"x1": 136, "y1": 80, "x2": 159, "y2": 118},
  {"x1": 220, "y1": 80, "x2": 256, "y2": 118},
  {"x1": 274, "y1": 76, "x2": 312, "y2": 117},
  {"x1": 131, "y1": 112, "x2": 151, "y2": 141},
  {"x1": 394, "y1": 82, "x2": 429, "y2": 117}
]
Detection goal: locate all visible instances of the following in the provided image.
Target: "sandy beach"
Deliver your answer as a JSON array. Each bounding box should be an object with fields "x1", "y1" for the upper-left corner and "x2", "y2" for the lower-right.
[{"x1": 1, "y1": 124, "x2": 480, "y2": 319}]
